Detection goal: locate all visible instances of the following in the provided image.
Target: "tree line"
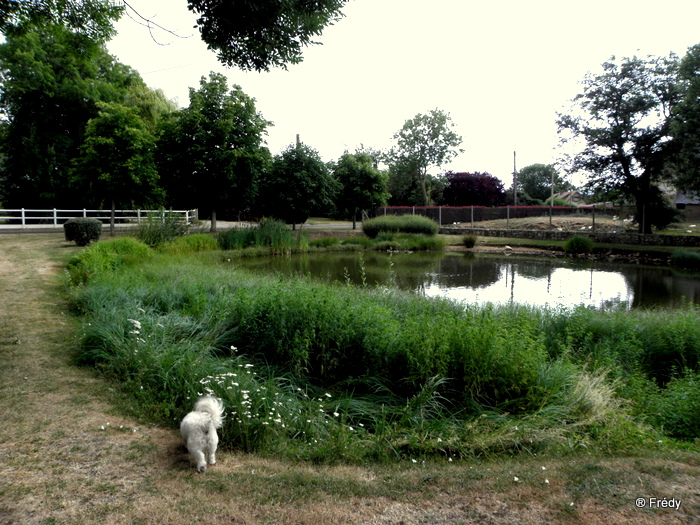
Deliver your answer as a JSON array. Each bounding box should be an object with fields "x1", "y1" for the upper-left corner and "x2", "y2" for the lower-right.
[{"x1": 1, "y1": 1, "x2": 700, "y2": 233}]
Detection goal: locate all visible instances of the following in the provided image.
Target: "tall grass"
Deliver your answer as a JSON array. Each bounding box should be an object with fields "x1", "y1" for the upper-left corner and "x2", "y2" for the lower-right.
[
  {"x1": 66, "y1": 246, "x2": 700, "y2": 462},
  {"x1": 217, "y1": 218, "x2": 308, "y2": 254}
]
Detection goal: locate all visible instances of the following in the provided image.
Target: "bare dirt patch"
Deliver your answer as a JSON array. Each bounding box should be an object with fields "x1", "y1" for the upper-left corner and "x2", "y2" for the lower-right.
[{"x1": 1, "y1": 233, "x2": 699, "y2": 524}]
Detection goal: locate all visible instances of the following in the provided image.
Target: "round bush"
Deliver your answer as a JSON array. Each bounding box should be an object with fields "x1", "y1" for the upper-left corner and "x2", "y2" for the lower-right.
[
  {"x1": 63, "y1": 218, "x2": 102, "y2": 246},
  {"x1": 462, "y1": 235, "x2": 477, "y2": 248},
  {"x1": 362, "y1": 215, "x2": 439, "y2": 238},
  {"x1": 563, "y1": 235, "x2": 594, "y2": 254}
]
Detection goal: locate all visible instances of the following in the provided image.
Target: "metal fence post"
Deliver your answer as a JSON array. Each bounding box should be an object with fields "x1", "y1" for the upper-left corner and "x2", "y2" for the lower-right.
[
  {"x1": 21, "y1": 208, "x2": 25, "y2": 229},
  {"x1": 53, "y1": 208, "x2": 57, "y2": 227}
]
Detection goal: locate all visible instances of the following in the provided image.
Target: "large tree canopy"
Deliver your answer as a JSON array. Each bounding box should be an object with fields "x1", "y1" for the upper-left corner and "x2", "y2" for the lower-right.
[
  {"x1": 333, "y1": 152, "x2": 389, "y2": 228},
  {"x1": 0, "y1": 24, "x2": 145, "y2": 207},
  {"x1": 0, "y1": 0, "x2": 121, "y2": 39},
  {"x1": 257, "y1": 142, "x2": 337, "y2": 228},
  {"x1": 157, "y1": 72, "x2": 271, "y2": 230},
  {"x1": 670, "y1": 43, "x2": 700, "y2": 195},
  {"x1": 516, "y1": 164, "x2": 572, "y2": 203},
  {"x1": 186, "y1": 0, "x2": 347, "y2": 71},
  {"x1": 387, "y1": 109, "x2": 463, "y2": 206},
  {"x1": 557, "y1": 54, "x2": 682, "y2": 233}
]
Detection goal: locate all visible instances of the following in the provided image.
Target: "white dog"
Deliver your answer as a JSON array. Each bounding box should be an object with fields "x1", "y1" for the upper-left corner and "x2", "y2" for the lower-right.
[{"x1": 180, "y1": 396, "x2": 225, "y2": 473}]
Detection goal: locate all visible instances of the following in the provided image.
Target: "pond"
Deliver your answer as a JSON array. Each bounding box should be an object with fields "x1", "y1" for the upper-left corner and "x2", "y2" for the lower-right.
[{"x1": 235, "y1": 251, "x2": 700, "y2": 309}]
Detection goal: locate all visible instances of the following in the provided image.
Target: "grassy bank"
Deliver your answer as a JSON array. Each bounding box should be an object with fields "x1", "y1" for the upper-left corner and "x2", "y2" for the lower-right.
[{"x1": 65, "y1": 238, "x2": 700, "y2": 464}]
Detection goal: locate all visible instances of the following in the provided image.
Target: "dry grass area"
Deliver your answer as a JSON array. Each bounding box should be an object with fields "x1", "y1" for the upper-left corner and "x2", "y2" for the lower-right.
[{"x1": 1, "y1": 233, "x2": 700, "y2": 524}]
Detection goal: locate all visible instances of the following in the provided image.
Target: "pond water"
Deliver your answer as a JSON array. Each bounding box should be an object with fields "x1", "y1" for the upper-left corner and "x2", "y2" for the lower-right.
[{"x1": 235, "y1": 252, "x2": 700, "y2": 309}]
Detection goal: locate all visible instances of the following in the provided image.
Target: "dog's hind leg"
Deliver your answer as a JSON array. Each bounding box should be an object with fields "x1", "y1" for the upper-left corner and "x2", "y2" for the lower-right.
[
  {"x1": 190, "y1": 448, "x2": 207, "y2": 473},
  {"x1": 207, "y1": 430, "x2": 219, "y2": 466}
]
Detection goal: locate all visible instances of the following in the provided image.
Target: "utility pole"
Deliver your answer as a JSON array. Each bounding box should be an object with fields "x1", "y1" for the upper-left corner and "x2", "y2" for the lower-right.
[{"x1": 512, "y1": 151, "x2": 518, "y2": 205}]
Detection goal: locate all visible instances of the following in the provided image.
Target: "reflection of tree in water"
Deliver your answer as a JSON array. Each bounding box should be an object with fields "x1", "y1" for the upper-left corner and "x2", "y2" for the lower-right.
[{"x1": 622, "y1": 266, "x2": 700, "y2": 308}]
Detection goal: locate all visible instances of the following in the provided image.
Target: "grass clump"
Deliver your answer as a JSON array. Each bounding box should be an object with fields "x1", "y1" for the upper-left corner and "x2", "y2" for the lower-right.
[
  {"x1": 563, "y1": 235, "x2": 594, "y2": 254},
  {"x1": 135, "y1": 211, "x2": 189, "y2": 247},
  {"x1": 670, "y1": 249, "x2": 700, "y2": 270},
  {"x1": 462, "y1": 235, "x2": 477, "y2": 248},
  {"x1": 217, "y1": 218, "x2": 308, "y2": 254},
  {"x1": 65, "y1": 237, "x2": 152, "y2": 286},
  {"x1": 363, "y1": 215, "x2": 439, "y2": 238},
  {"x1": 159, "y1": 233, "x2": 218, "y2": 255}
]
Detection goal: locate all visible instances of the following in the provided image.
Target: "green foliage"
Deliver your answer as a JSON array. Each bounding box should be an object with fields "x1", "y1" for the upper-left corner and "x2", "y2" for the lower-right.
[
  {"x1": 309, "y1": 237, "x2": 341, "y2": 248},
  {"x1": 256, "y1": 143, "x2": 338, "y2": 226},
  {"x1": 362, "y1": 215, "x2": 439, "y2": 238},
  {"x1": 333, "y1": 152, "x2": 389, "y2": 224},
  {"x1": 159, "y1": 234, "x2": 219, "y2": 255},
  {"x1": 387, "y1": 109, "x2": 463, "y2": 206},
  {"x1": 462, "y1": 235, "x2": 477, "y2": 248},
  {"x1": 563, "y1": 235, "x2": 594, "y2": 254},
  {"x1": 217, "y1": 218, "x2": 307, "y2": 254},
  {"x1": 186, "y1": 0, "x2": 348, "y2": 71},
  {"x1": 671, "y1": 249, "x2": 700, "y2": 269},
  {"x1": 71, "y1": 102, "x2": 163, "y2": 209},
  {"x1": 65, "y1": 237, "x2": 151, "y2": 286},
  {"x1": 67, "y1": 253, "x2": 700, "y2": 461},
  {"x1": 516, "y1": 164, "x2": 571, "y2": 202},
  {"x1": 135, "y1": 212, "x2": 189, "y2": 247},
  {"x1": 0, "y1": 25, "x2": 147, "y2": 208},
  {"x1": 647, "y1": 371, "x2": 700, "y2": 439},
  {"x1": 556, "y1": 53, "x2": 680, "y2": 234},
  {"x1": 63, "y1": 217, "x2": 102, "y2": 246},
  {"x1": 156, "y1": 72, "x2": 271, "y2": 227}
]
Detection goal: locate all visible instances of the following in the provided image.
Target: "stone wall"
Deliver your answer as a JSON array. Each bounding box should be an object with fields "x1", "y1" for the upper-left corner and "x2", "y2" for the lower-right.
[{"x1": 440, "y1": 227, "x2": 700, "y2": 247}]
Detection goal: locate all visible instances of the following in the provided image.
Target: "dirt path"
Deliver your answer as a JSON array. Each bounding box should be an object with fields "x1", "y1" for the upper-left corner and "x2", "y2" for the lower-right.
[{"x1": 1, "y1": 234, "x2": 699, "y2": 524}]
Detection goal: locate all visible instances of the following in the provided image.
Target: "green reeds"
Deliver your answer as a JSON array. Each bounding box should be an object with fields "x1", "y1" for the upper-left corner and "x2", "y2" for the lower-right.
[{"x1": 66, "y1": 247, "x2": 700, "y2": 462}]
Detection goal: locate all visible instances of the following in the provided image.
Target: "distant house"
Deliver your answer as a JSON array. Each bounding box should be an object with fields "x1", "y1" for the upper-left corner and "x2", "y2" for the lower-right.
[
  {"x1": 675, "y1": 191, "x2": 700, "y2": 221},
  {"x1": 551, "y1": 190, "x2": 588, "y2": 207}
]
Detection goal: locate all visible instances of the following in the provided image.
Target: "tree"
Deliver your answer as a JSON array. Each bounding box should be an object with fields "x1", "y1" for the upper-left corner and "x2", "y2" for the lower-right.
[
  {"x1": 557, "y1": 54, "x2": 681, "y2": 233},
  {"x1": 186, "y1": 0, "x2": 347, "y2": 71},
  {"x1": 157, "y1": 72, "x2": 271, "y2": 231},
  {"x1": 0, "y1": 0, "x2": 121, "y2": 39},
  {"x1": 670, "y1": 44, "x2": 700, "y2": 195},
  {"x1": 72, "y1": 102, "x2": 163, "y2": 234},
  {"x1": 516, "y1": 164, "x2": 572, "y2": 203},
  {"x1": 0, "y1": 24, "x2": 145, "y2": 208},
  {"x1": 257, "y1": 142, "x2": 337, "y2": 229},
  {"x1": 442, "y1": 172, "x2": 506, "y2": 206},
  {"x1": 388, "y1": 109, "x2": 463, "y2": 206},
  {"x1": 333, "y1": 152, "x2": 389, "y2": 229}
]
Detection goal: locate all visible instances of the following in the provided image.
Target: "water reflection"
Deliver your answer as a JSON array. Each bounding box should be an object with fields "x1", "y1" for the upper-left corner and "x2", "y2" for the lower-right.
[{"x1": 235, "y1": 252, "x2": 700, "y2": 309}]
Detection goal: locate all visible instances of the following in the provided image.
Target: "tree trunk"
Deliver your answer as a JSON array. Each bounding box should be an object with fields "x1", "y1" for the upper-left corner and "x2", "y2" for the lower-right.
[
  {"x1": 352, "y1": 208, "x2": 357, "y2": 230},
  {"x1": 210, "y1": 209, "x2": 217, "y2": 232},
  {"x1": 420, "y1": 173, "x2": 429, "y2": 206}
]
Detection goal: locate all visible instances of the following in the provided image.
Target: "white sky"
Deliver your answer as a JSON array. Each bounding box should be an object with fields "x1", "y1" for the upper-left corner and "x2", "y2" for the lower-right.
[{"x1": 107, "y1": 0, "x2": 700, "y2": 186}]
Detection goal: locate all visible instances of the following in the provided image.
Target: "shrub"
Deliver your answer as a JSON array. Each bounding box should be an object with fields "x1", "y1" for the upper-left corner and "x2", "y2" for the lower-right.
[
  {"x1": 670, "y1": 249, "x2": 700, "y2": 270},
  {"x1": 135, "y1": 211, "x2": 189, "y2": 247},
  {"x1": 362, "y1": 215, "x2": 439, "y2": 238},
  {"x1": 462, "y1": 235, "x2": 477, "y2": 248},
  {"x1": 563, "y1": 235, "x2": 594, "y2": 254},
  {"x1": 63, "y1": 218, "x2": 102, "y2": 246}
]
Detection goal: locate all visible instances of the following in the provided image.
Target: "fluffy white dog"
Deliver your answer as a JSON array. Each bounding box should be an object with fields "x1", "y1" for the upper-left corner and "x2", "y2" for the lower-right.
[{"x1": 180, "y1": 396, "x2": 225, "y2": 473}]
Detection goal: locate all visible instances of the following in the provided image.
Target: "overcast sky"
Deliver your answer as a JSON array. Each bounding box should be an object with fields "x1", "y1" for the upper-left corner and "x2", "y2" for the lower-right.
[{"x1": 107, "y1": 0, "x2": 700, "y2": 186}]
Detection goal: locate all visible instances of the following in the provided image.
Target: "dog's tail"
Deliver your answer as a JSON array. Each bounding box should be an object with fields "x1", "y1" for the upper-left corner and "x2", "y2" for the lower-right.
[{"x1": 194, "y1": 396, "x2": 225, "y2": 428}]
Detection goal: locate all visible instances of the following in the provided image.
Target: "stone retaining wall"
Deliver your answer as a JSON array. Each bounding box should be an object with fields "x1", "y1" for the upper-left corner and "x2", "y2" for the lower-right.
[{"x1": 440, "y1": 227, "x2": 700, "y2": 247}]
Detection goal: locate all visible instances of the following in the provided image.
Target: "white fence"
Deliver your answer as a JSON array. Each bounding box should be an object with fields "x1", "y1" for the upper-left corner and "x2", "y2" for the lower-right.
[{"x1": 0, "y1": 208, "x2": 198, "y2": 229}]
